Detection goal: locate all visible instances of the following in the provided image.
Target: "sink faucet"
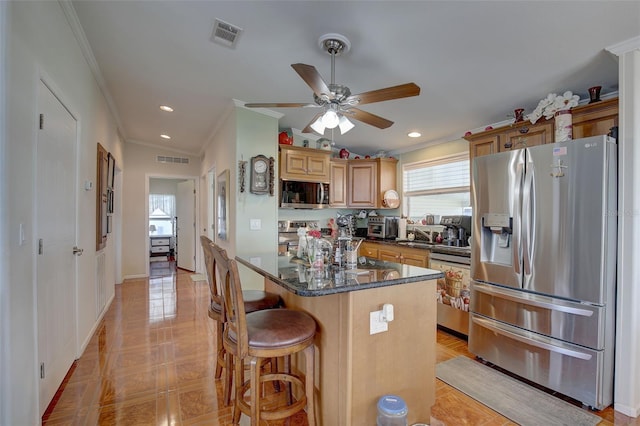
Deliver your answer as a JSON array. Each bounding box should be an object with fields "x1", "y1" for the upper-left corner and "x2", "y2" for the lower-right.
[{"x1": 412, "y1": 228, "x2": 431, "y2": 241}]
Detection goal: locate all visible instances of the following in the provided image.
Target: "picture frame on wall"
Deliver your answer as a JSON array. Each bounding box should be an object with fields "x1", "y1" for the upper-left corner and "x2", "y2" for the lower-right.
[
  {"x1": 107, "y1": 152, "x2": 115, "y2": 189},
  {"x1": 217, "y1": 169, "x2": 229, "y2": 241}
]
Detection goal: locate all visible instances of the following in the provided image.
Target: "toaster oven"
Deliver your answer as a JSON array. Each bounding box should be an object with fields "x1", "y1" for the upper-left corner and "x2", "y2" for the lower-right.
[{"x1": 367, "y1": 216, "x2": 398, "y2": 239}]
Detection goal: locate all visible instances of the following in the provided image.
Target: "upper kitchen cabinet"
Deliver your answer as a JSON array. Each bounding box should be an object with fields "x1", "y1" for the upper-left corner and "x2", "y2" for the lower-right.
[
  {"x1": 329, "y1": 159, "x2": 348, "y2": 207},
  {"x1": 279, "y1": 145, "x2": 330, "y2": 183},
  {"x1": 469, "y1": 134, "x2": 499, "y2": 161},
  {"x1": 347, "y1": 158, "x2": 398, "y2": 209},
  {"x1": 571, "y1": 98, "x2": 618, "y2": 140},
  {"x1": 502, "y1": 122, "x2": 554, "y2": 152},
  {"x1": 466, "y1": 97, "x2": 618, "y2": 164}
]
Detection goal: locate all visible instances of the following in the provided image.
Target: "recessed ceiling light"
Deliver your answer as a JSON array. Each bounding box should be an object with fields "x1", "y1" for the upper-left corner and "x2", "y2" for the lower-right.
[
  {"x1": 159, "y1": 105, "x2": 174, "y2": 112},
  {"x1": 160, "y1": 134, "x2": 171, "y2": 140},
  {"x1": 408, "y1": 132, "x2": 421, "y2": 138}
]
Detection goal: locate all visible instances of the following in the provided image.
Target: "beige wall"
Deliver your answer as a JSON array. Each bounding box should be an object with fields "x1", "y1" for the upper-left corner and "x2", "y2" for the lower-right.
[
  {"x1": 200, "y1": 106, "x2": 280, "y2": 289},
  {"x1": 4, "y1": 1, "x2": 123, "y2": 423},
  {"x1": 121, "y1": 142, "x2": 201, "y2": 278}
]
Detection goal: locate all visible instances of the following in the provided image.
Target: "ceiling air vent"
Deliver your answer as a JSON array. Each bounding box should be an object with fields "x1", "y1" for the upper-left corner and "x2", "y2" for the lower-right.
[
  {"x1": 157, "y1": 156, "x2": 189, "y2": 165},
  {"x1": 211, "y1": 18, "x2": 242, "y2": 48}
]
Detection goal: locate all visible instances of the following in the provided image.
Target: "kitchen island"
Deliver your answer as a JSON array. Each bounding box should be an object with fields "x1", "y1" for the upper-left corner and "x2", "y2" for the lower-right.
[{"x1": 235, "y1": 253, "x2": 443, "y2": 425}]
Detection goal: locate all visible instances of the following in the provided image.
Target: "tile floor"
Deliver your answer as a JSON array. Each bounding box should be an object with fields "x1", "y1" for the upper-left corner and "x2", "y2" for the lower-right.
[{"x1": 42, "y1": 261, "x2": 638, "y2": 425}]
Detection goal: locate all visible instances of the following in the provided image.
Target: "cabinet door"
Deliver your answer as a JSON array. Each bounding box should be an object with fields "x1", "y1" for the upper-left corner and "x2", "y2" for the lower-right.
[
  {"x1": 306, "y1": 152, "x2": 330, "y2": 180},
  {"x1": 348, "y1": 162, "x2": 376, "y2": 208},
  {"x1": 280, "y1": 146, "x2": 330, "y2": 182},
  {"x1": 359, "y1": 242, "x2": 379, "y2": 259},
  {"x1": 401, "y1": 250, "x2": 429, "y2": 267},
  {"x1": 330, "y1": 160, "x2": 348, "y2": 207},
  {"x1": 502, "y1": 122, "x2": 553, "y2": 152},
  {"x1": 469, "y1": 135, "x2": 499, "y2": 159},
  {"x1": 282, "y1": 150, "x2": 308, "y2": 176},
  {"x1": 379, "y1": 248, "x2": 401, "y2": 263},
  {"x1": 572, "y1": 99, "x2": 618, "y2": 139}
]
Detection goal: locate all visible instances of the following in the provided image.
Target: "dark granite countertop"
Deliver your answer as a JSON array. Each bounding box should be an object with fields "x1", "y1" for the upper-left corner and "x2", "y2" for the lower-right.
[
  {"x1": 364, "y1": 238, "x2": 471, "y2": 258},
  {"x1": 235, "y1": 253, "x2": 443, "y2": 297}
]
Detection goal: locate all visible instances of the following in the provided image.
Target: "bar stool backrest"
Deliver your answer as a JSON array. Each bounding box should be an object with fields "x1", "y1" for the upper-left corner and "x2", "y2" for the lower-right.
[
  {"x1": 211, "y1": 245, "x2": 249, "y2": 359},
  {"x1": 199, "y1": 235, "x2": 221, "y2": 306}
]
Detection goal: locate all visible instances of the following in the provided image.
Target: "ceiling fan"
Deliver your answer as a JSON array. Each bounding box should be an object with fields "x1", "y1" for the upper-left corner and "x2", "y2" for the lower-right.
[{"x1": 245, "y1": 33, "x2": 420, "y2": 136}]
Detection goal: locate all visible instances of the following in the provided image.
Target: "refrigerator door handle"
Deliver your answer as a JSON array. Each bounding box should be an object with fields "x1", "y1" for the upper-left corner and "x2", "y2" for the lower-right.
[
  {"x1": 522, "y1": 159, "x2": 534, "y2": 276},
  {"x1": 472, "y1": 315, "x2": 593, "y2": 361},
  {"x1": 473, "y1": 282, "x2": 595, "y2": 317},
  {"x1": 513, "y1": 162, "x2": 524, "y2": 275}
]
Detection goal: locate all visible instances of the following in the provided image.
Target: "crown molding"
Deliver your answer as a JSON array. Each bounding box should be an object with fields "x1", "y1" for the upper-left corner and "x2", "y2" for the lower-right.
[
  {"x1": 58, "y1": 0, "x2": 126, "y2": 139},
  {"x1": 606, "y1": 36, "x2": 640, "y2": 56}
]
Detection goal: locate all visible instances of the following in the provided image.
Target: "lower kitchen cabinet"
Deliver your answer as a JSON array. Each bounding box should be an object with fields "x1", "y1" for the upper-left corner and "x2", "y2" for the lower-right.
[
  {"x1": 360, "y1": 241, "x2": 430, "y2": 268},
  {"x1": 400, "y1": 248, "x2": 430, "y2": 267},
  {"x1": 359, "y1": 241, "x2": 380, "y2": 259}
]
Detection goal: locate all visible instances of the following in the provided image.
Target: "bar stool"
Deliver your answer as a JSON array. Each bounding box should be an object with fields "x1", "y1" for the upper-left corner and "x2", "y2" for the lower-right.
[
  {"x1": 199, "y1": 236, "x2": 281, "y2": 405},
  {"x1": 213, "y1": 248, "x2": 317, "y2": 426}
]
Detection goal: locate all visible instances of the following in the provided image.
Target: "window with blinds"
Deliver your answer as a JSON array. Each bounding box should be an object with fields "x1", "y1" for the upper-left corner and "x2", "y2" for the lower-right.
[
  {"x1": 149, "y1": 194, "x2": 176, "y2": 236},
  {"x1": 402, "y1": 153, "x2": 471, "y2": 221}
]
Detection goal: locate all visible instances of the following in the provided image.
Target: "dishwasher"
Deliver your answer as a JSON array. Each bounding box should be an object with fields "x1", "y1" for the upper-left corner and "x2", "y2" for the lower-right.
[{"x1": 429, "y1": 247, "x2": 471, "y2": 336}]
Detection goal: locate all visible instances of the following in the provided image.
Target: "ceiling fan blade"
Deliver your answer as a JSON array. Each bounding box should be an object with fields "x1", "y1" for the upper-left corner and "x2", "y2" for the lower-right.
[
  {"x1": 349, "y1": 82, "x2": 420, "y2": 106},
  {"x1": 301, "y1": 112, "x2": 324, "y2": 134},
  {"x1": 244, "y1": 102, "x2": 317, "y2": 108},
  {"x1": 291, "y1": 63, "x2": 333, "y2": 100},
  {"x1": 346, "y1": 108, "x2": 394, "y2": 129}
]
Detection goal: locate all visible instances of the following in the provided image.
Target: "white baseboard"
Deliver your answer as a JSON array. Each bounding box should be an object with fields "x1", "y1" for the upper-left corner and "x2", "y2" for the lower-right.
[{"x1": 122, "y1": 273, "x2": 148, "y2": 280}]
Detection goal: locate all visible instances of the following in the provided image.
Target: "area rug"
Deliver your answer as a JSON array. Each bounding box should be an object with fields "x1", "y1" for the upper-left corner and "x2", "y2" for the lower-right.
[
  {"x1": 435, "y1": 356, "x2": 601, "y2": 426},
  {"x1": 190, "y1": 273, "x2": 206, "y2": 282}
]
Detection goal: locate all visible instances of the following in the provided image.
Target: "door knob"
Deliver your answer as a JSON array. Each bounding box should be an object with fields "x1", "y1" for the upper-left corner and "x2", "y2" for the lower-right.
[{"x1": 73, "y1": 246, "x2": 84, "y2": 256}]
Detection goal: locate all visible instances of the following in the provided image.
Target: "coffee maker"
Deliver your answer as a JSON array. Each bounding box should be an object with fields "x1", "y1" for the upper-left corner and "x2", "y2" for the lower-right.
[{"x1": 439, "y1": 215, "x2": 472, "y2": 246}]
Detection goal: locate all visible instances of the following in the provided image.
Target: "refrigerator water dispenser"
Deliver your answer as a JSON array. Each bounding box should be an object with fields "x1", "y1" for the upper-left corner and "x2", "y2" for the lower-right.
[{"x1": 480, "y1": 213, "x2": 512, "y2": 265}]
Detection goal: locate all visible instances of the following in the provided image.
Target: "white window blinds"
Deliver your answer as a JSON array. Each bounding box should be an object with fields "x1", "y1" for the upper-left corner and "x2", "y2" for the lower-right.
[{"x1": 402, "y1": 153, "x2": 470, "y2": 220}]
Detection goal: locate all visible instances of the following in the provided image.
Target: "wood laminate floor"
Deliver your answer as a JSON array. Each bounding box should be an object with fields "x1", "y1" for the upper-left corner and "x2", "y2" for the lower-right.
[{"x1": 42, "y1": 262, "x2": 637, "y2": 425}]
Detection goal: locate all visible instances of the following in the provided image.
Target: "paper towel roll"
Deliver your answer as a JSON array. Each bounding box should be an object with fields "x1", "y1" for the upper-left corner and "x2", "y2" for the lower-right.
[{"x1": 398, "y1": 218, "x2": 407, "y2": 240}]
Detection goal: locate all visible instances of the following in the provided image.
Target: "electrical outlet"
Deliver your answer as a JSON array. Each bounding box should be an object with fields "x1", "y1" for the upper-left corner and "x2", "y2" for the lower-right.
[{"x1": 370, "y1": 310, "x2": 388, "y2": 335}]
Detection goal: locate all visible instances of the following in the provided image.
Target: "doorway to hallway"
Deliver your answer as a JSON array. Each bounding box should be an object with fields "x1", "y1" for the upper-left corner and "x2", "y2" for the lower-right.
[{"x1": 148, "y1": 177, "x2": 197, "y2": 274}]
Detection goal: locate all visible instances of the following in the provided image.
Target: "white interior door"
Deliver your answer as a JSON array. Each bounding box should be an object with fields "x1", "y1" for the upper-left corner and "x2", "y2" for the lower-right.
[
  {"x1": 177, "y1": 179, "x2": 196, "y2": 271},
  {"x1": 36, "y1": 81, "x2": 77, "y2": 414}
]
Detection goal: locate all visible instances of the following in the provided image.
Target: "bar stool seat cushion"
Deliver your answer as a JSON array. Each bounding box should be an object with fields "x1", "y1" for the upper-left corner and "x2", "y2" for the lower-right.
[
  {"x1": 227, "y1": 309, "x2": 316, "y2": 349},
  {"x1": 210, "y1": 290, "x2": 280, "y2": 318},
  {"x1": 243, "y1": 291, "x2": 282, "y2": 313}
]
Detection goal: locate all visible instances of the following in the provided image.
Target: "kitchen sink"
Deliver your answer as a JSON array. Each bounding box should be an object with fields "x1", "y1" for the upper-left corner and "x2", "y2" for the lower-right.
[{"x1": 397, "y1": 241, "x2": 433, "y2": 249}]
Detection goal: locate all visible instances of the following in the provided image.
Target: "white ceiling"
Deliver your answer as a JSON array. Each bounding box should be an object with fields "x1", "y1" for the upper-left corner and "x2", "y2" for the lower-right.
[{"x1": 70, "y1": 1, "x2": 639, "y2": 156}]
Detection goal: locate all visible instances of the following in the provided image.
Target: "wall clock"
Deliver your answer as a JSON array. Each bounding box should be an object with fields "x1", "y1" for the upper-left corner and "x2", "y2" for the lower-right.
[{"x1": 250, "y1": 155, "x2": 270, "y2": 194}]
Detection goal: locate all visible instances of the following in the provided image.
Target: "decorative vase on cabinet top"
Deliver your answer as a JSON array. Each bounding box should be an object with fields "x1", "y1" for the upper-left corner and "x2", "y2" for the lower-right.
[
  {"x1": 278, "y1": 131, "x2": 293, "y2": 145},
  {"x1": 554, "y1": 110, "x2": 573, "y2": 142}
]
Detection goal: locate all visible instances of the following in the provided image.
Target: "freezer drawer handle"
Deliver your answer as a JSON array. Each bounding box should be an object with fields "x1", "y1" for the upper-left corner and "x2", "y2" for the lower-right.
[
  {"x1": 474, "y1": 282, "x2": 594, "y2": 317},
  {"x1": 473, "y1": 315, "x2": 592, "y2": 361}
]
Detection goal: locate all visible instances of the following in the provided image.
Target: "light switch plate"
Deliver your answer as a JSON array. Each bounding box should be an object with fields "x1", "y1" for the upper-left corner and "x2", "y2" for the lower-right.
[
  {"x1": 370, "y1": 310, "x2": 388, "y2": 335},
  {"x1": 250, "y1": 219, "x2": 261, "y2": 230}
]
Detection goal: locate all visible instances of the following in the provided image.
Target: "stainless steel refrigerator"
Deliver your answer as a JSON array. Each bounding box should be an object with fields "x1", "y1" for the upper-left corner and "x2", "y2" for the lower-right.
[{"x1": 469, "y1": 135, "x2": 617, "y2": 410}]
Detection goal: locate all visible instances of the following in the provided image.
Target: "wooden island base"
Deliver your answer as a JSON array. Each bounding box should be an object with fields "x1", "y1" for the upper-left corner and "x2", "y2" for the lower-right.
[{"x1": 265, "y1": 278, "x2": 436, "y2": 425}]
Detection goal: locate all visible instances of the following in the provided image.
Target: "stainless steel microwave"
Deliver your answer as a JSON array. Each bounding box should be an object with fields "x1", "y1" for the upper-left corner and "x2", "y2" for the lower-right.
[{"x1": 280, "y1": 181, "x2": 330, "y2": 209}]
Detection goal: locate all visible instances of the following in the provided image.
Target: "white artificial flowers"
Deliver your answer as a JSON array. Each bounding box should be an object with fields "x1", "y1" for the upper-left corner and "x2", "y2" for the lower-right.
[{"x1": 528, "y1": 91, "x2": 580, "y2": 124}]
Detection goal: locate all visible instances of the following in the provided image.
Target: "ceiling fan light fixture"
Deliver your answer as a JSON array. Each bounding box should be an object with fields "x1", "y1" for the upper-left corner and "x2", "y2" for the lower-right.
[
  {"x1": 338, "y1": 115, "x2": 355, "y2": 134},
  {"x1": 310, "y1": 117, "x2": 326, "y2": 134},
  {"x1": 322, "y1": 109, "x2": 340, "y2": 129}
]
